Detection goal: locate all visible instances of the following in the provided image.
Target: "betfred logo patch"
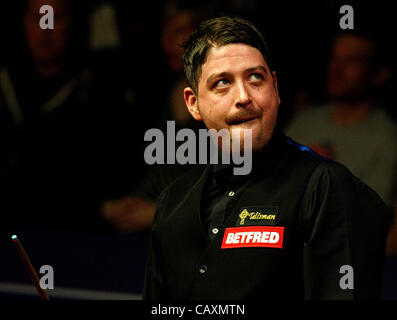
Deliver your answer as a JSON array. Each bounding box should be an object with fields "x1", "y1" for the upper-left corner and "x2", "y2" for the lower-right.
[{"x1": 221, "y1": 226, "x2": 284, "y2": 249}]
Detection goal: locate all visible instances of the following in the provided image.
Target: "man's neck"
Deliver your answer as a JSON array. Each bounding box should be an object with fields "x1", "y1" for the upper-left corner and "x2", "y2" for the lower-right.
[{"x1": 331, "y1": 99, "x2": 373, "y2": 126}]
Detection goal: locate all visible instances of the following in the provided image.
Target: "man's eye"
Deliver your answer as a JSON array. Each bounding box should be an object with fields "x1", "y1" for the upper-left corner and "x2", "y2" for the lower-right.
[
  {"x1": 250, "y1": 73, "x2": 263, "y2": 81},
  {"x1": 215, "y1": 79, "x2": 230, "y2": 88}
]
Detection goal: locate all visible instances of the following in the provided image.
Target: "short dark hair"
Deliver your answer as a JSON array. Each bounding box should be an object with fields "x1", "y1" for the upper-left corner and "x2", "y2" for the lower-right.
[{"x1": 182, "y1": 16, "x2": 273, "y2": 94}]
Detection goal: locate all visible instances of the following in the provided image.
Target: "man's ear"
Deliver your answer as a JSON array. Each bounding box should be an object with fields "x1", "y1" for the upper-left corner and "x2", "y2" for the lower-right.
[
  {"x1": 184, "y1": 87, "x2": 202, "y2": 121},
  {"x1": 272, "y1": 71, "x2": 281, "y2": 105}
]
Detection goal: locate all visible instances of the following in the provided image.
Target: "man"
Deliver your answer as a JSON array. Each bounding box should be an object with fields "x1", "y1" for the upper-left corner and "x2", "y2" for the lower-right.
[
  {"x1": 0, "y1": 0, "x2": 140, "y2": 231},
  {"x1": 143, "y1": 16, "x2": 390, "y2": 300},
  {"x1": 285, "y1": 31, "x2": 397, "y2": 255}
]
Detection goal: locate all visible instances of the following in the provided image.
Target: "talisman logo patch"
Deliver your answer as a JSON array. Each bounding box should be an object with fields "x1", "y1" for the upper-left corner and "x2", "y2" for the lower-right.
[
  {"x1": 237, "y1": 206, "x2": 279, "y2": 226},
  {"x1": 221, "y1": 226, "x2": 284, "y2": 249}
]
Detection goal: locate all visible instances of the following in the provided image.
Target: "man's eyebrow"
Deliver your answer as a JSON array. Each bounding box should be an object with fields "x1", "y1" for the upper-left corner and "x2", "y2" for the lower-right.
[
  {"x1": 206, "y1": 72, "x2": 231, "y2": 87},
  {"x1": 245, "y1": 65, "x2": 268, "y2": 74}
]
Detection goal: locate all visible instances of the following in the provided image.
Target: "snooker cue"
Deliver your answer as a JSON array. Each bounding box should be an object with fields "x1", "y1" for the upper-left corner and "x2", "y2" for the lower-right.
[{"x1": 11, "y1": 235, "x2": 50, "y2": 300}]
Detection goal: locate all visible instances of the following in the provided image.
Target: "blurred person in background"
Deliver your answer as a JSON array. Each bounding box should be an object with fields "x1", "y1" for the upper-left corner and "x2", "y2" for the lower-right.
[
  {"x1": 101, "y1": 0, "x2": 213, "y2": 233},
  {"x1": 0, "y1": 0, "x2": 141, "y2": 231},
  {"x1": 285, "y1": 30, "x2": 397, "y2": 255}
]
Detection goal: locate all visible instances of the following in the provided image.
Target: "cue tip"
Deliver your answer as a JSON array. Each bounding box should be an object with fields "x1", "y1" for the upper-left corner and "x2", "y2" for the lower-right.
[{"x1": 11, "y1": 234, "x2": 18, "y2": 241}]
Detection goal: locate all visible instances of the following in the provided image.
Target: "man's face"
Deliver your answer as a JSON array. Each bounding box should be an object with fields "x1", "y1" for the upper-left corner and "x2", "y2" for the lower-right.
[
  {"x1": 23, "y1": 0, "x2": 71, "y2": 65},
  {"x1": 184, "y1": 43, "x2": 280, "y2": 152},
  {"x1": 327, "y1": 34, "x2": 374, "y2": 100}
]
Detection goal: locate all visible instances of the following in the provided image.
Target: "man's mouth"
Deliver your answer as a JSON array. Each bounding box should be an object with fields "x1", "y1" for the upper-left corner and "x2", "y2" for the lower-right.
[{"x1": 227, "y1": 116, "x2": 258, "y2": 125}]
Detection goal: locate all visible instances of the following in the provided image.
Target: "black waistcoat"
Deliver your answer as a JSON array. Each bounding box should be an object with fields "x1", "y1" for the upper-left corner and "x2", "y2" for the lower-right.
[{"x1": 150, "y1": 131, "x2": 327, "y2": 299}]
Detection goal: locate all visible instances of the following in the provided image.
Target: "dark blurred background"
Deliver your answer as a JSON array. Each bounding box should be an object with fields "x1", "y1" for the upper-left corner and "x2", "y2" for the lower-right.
[{"x1": 0, "y1": 0, "x2": 395, "y2": 299}]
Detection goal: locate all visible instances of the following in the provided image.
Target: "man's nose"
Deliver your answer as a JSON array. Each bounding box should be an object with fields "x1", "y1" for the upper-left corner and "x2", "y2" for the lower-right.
[{"x1": 234, "y1": 81, "x2": 251, "y2": 108}]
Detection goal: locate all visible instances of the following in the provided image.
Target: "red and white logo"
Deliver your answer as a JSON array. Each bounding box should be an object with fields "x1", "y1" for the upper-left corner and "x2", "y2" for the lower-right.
[{"x1": 221, "y1": 226, "x2": 284, "y2": 249}]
